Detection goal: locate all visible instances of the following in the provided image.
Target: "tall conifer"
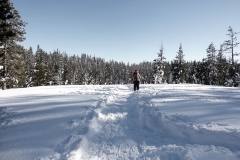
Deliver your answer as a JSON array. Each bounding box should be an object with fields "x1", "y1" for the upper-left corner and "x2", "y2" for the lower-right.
[{"x1": 0, "y1": 0, "x2": 26, "y2": 89}]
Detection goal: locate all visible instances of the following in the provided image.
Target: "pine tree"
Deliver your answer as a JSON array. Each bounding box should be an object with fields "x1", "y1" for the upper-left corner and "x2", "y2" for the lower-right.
[
  {"x1": 153, "y1": 44, "x2": 166, "y2": 84},
  {"x1": 62, "y1": 53, "x2": 70, "y2": 85},
  {"x1": 0, "y1": 0, "x2": 26, "y2": 90},
  {"x1": 91, "y1": 56, "x2": 99, "y2": 85},
  {"x1": 74, "y1": 54, "x2": 82, "y2": 84},
  {"x1": 164, "y1": 61, "x2": 171, "y2": 84},
  {"x1": 186, "y1": 61, "x2": 198, "y2": 84},
  {"x1": 206, "y1": 42, "x2": 216, "y2": 63},
  {"x1": 124, "y1": 63, "x2": 132, "y2": 84},
  {"x1": 80, "y1": 53, "x2": 89, "y2": 85},
  {"x1": 105, "y1": 62, "x2": 113, "y2": 85},
  {"x1": 45, "y1": 53, "x2": 54, "y2": 85},
  {"x1": 223, "y1": 27, "x2": 240, "y2": 86},
  {"x1": 68, "y1": 55, "x2": 78, "y2": 85},
  {"x1": 5, "y1": 43, "x2": 26, "y2": 88},
  {"x1": 97, "y1": 58, "x2": 106, "y2": 85},
  {"x1": 113, "y1": 61, "x2": 121, "y2": 84},
  {"x1": 223, "y1": 26, "x2": 239, "y2": 66},
  {"x1": 52, "y1": 49, "x2": 62, "y2": 85},
  {"x1": 206, "y1": 42, "x2": 217, "y2": 85},
  {"x1": 24, "y1": 47, "x2": 35, "y2": 86},
  {"x1": 198, "y1": 59, "x2": 209, "y2": 85},
  {"x1": 171, "y1": 60, "x2": 178, "y2": 84},
  {"x1": 32, "y1": 45, "x2": 47, "y2": 86},
  {"x1": 139, "y1": 61, "x2": 153, "y2": 84},
  {"x1": 216, "y1": 44, "x2": 228, "y2": 85},
  {"x1": 171, "y1": 43, "x2": 186, "y2": 84}
]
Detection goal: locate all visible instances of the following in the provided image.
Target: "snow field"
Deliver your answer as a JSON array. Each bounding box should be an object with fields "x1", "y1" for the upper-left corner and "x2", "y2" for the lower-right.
[{"x1": 0, "y1": 84, "x2": 240, "y2": 160}]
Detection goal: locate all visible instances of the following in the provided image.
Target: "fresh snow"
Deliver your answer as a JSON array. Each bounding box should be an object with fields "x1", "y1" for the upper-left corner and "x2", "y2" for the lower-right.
[{"x1": 0, "y1": 84, "x2": 240, "y2": 160}]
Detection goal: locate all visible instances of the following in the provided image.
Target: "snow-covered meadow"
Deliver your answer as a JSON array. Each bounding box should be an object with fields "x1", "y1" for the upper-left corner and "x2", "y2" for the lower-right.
[{"x1": 0, "y1": 84, "x2": 240, "y2": 160}]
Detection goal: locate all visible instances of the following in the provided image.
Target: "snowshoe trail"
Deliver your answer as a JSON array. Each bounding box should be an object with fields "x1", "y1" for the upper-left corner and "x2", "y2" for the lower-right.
[{"x1": 60, "y1": 85, "x2": 240, "y2": 159}]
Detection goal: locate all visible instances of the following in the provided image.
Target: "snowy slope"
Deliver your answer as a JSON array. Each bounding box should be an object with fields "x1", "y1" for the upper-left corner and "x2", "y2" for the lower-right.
[{"x1": 0, "y1": 84, "x2": 240, "y2": 160}]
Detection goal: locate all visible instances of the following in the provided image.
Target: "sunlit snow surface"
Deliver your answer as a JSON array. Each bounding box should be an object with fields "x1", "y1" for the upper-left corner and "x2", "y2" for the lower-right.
[{"x1": 0, "y1": 84, "x2": 240, "y2": 160}]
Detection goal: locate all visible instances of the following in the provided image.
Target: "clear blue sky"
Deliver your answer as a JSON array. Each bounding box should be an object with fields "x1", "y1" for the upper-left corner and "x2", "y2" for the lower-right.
[{"x1": 11, "y1": 0, "x2": 240, "y2": 64}]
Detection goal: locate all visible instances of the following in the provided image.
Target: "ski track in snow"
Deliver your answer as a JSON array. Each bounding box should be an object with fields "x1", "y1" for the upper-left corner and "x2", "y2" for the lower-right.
[{"x1": 0, "y1": 84, "x2": 240, "y2": 160}]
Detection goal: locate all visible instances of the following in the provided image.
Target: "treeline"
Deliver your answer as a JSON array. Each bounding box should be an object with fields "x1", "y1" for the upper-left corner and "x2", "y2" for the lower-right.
[
  {"x1": 154, "y1": 45, "x2": 240, "y2": 87},
  {"x1": 152, "y1": 26, "x2": 240, "y2": 87},
  {"x1": 1, "y1": 40, "x2": 239, "y2": 89},
  {"x1": 21, "y1": 45, "x2": 154, "y2": 87}
]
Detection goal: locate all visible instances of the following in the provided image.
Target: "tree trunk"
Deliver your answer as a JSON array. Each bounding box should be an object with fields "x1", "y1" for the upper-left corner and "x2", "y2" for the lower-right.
[
  {"x1": 231, "y1": 35, "x2": 234, "y2": 66},
  {"x1": 2, "y1": 43, "x2": 7, "y2": 90}
]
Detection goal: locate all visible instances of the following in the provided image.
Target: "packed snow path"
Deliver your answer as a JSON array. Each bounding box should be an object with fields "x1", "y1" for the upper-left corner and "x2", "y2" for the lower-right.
[{"x1": 0, "y1": 84, "x2": 240, "y2": 160}]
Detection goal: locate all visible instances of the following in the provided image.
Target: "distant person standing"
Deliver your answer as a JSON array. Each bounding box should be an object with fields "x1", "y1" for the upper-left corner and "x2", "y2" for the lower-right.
[{"x1": 133, "y1": 70, "x2": 141, "y2": 91}]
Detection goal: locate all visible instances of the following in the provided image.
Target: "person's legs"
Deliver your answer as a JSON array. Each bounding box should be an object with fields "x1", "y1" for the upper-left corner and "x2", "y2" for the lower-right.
[
  {"x1": 136, "y1": 81, "x2": 140, "y2": 90},
  {"x1": 134, "y1": 81, "x2": 137, "y2": 91}
]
